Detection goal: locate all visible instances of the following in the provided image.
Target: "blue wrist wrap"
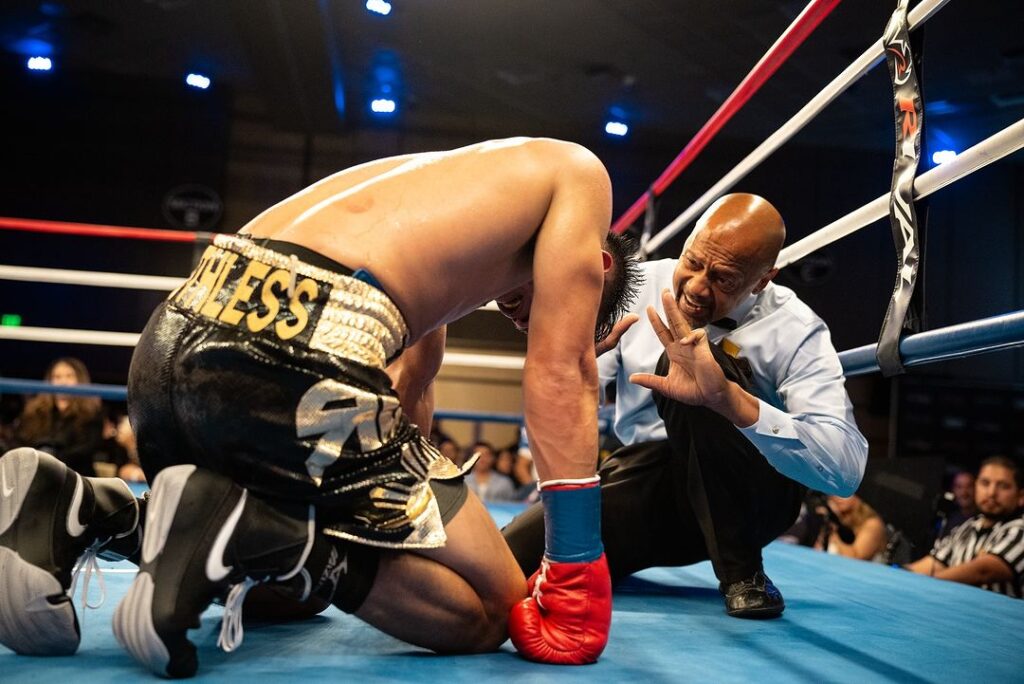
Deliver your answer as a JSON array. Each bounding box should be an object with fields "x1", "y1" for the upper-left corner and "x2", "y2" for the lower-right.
[{"x1": 541, "y1": 484, "x2": 603, "y2": 563}]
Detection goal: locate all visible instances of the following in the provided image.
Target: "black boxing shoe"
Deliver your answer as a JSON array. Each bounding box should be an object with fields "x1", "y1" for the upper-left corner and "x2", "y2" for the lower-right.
[
  {"x1": 720, "y1": 570, "x2": 785, "y2": 619},
  {"x1": 113, "y1": 465, "x2": 313, "y2": 679},
  {"x1": 0, "y1": 448, "x2": 139, "y2": 655}
]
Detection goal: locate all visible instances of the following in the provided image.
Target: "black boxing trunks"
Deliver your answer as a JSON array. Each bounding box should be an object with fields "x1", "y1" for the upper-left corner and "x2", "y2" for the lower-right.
[{"x1": 128, "y1": 233, "x2": 467, "y2": 549}]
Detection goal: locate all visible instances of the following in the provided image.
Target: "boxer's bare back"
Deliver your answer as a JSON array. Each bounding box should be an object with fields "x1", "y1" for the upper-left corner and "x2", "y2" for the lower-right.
[{"x1": 240, "y1": 137, "x2": 612, "y2": 344}]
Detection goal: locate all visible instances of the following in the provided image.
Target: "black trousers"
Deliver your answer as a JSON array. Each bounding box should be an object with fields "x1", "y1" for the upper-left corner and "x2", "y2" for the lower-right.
[{"x1": 502, "y1": 344, "x2": 805, "y2": 585}]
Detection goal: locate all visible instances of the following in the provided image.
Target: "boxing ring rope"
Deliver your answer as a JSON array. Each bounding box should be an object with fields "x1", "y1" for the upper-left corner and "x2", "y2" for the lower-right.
[
  {"x1": 643, "y1": 0, "x2": 952, "y2": 254},
  {"x1": 4, "y1": 311, "x2": 1022, "y2": 402},
  {"x1": 0, "y1": 218, "x2": 501, "y2": 309},
  {"x1": 777, "y1": 116, "x2": 1024, "y2": 267},
  {"x1": 610, "y1": 0, "x2": 843, "y2": 235},
  {"x1": 0, "y1": 265, "x2": 184, "y2": 291},
  {"x1": 0, "y1": 318, "x2": 522, "y2": 369},
  {"x1": 0, "y1": 216, "x2": 206, "y2": 243},
  {"x1": 839, "y1": 311, "x2": 1024, "y2": 376},
  {"x1": 0, "y1": 376, "x2": 527, "y2": 425}
]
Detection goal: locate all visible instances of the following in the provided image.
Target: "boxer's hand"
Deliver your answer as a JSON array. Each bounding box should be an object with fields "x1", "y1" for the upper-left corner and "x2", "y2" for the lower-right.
[
  {"x1": 629, "y1": 289, "x2": 730, "y2": 409},
  {"x1": 594, "y1": 313, "x2": 639, "y2": 357},
  {"x1": 509, "y1": 554, "x2": 612, "y2": 664}
]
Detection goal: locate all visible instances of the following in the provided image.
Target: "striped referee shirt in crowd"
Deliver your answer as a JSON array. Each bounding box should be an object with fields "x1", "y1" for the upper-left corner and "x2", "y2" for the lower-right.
[{"x1": 931, "y1": 513, "x2": 1024, "y2": 598}]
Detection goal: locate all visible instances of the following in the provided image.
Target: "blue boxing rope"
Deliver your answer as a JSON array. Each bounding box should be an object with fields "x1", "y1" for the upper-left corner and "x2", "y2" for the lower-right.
[
  {"x1": 3, "y1": 310, "x2": 1023, "y2": 404},
  {"x1": 0, "y1": 378, "x2": 128, "y2": 400},
  {"x1": 839, "y1": 310, "x2": 1024, "y2": 377}
]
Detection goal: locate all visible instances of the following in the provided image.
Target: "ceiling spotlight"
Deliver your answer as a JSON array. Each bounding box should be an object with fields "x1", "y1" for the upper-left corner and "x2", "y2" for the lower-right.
[
  {"x1": 370, "y1": 98, "x2": 397, "y2": 114},
  {"x1": 366, "y1": 0, "x2": 392, "y2": 16},
  {"x1": 605, "y1": 121, "x2": 629, "y2": 137},
  {"x1": 931, "y1": 149, "x2": 957, "y2": 165},
  {"x1": 26, "y1": 56, "x2": 52, "y2": 71},
  {"x1": 185, "y1": 73, "x2": 211, "y2": 90}
]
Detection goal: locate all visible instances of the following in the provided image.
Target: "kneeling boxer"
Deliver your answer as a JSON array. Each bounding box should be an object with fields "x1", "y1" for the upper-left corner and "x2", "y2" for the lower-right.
[{"x1": 0, "y1": 137, "x2": 643, "y2": 676}]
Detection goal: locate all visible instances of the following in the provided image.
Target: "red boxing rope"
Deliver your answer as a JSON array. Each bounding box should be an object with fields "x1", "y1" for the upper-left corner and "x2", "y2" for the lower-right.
[
  {"x1": 0, "y1": 216, "x2": 201, "y2": 243},
  {"x1": 611, "y1": 0, "x2": 842, "y2": 235}
]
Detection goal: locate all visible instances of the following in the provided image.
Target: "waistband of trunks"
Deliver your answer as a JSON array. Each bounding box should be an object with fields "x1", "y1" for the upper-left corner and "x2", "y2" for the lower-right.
[{"x1": 177, "y1": 233, "x2": 410, "y2": 368}]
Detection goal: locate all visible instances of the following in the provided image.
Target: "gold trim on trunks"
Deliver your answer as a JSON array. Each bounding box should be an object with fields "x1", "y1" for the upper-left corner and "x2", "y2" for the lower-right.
[{"x1": 213, "y1": 234, "x2": 409, "y2": 369}]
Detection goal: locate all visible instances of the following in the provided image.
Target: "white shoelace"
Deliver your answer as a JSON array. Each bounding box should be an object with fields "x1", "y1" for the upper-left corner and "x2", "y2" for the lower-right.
[
  {"x1": 69, "y1": 538, "x2": 109, "y2": 614},
  {"x1": 532, "y1": 559, "x2": 550, "y2": 611},
  {"x1": 217, "y1": 577, "x2": 261, "y2": 653}
]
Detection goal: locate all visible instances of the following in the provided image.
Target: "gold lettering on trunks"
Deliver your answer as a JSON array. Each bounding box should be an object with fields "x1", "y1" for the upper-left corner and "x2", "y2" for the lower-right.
[
  {"x1": 171, "y1": 247, "x2": 217, "y2": 309},
  {"x1": 295, "y1": 379, "x2": 401, "y2": 485},
  {"x1": 175, "y1": 247, "x2": 321, "y2": 342},
  {"x1": 276, "y1": 278, "x2": 319, "y2": 340},
  {"x1": 218, "y1": 260, "x2": 271, "y2": 325},
  {"x1": 198, "y1": 252, "x2": 239, "y2": 318},
  {"x1": 247, "y1": 269, "x2": 287, "y2": 332}
]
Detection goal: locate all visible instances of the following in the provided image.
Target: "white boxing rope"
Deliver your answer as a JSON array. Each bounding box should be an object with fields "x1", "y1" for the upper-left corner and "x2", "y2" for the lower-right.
[
  {"x1": 0, "y1": 326, "x2": 141, "y2": 347},
  {"x1": 645, "y1": 0, "x2": 952, "y2": 255},
  {"x1": 0, "y1": 324, "x2": 525, "y2": 369},
  {"x1": 442, "y1": 350, "x2": 525, "y2": 370},
  {"x1": 0, "y1": 264, "x2": 503, "y2": 315},
  {"x1": 0, "y1": 265, "x2": 184, "y2": 291},
  {"x1": 777, "y1": 116, "x2": 1024, "y2": 268}
]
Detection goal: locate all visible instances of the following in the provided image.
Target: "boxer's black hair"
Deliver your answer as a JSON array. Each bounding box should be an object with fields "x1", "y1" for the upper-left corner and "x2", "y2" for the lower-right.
[{"x1": 596, "y1": 232, "x2": 644, "y2": 343}]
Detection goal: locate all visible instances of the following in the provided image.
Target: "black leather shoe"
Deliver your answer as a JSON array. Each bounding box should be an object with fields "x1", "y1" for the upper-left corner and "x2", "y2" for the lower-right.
[{"x1": 719, "y1": 570, "x2": 785, "y2": 619}]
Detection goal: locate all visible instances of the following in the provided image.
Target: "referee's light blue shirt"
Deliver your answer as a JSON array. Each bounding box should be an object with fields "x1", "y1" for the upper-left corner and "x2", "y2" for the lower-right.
[{"x1": 599, "y1": 259, "x2": 867, "y2": 496}]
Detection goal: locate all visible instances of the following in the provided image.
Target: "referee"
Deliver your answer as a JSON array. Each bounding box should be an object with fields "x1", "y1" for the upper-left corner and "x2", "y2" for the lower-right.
[{"x1": 906, "y1": 456, "x2": 1024, "y2": 598}]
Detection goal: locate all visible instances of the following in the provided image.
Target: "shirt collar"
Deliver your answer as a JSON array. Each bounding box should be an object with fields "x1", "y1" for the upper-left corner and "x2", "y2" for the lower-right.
[{"x1": 708, "y1": 285, "x2": 764, "y2": 332}]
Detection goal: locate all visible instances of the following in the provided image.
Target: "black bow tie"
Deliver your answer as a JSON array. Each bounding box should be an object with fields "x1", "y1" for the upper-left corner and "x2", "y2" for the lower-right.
[{"x1": 711, "y1": 317, "x2": 738, "y2": 331}]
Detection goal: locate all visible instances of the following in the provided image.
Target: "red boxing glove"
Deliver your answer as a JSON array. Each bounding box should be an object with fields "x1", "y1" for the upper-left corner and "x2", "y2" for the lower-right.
[{"x1": 508, "y1": 553, "x2": 612, "y2": 665}]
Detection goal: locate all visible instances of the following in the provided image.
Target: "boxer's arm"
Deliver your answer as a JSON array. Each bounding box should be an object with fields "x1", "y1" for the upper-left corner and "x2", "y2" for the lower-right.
[
  {"x1": 510, "y1": 146, "x2": 612, "y2": 665},
  {"x1": 522, "y1": 162, "x2": 609, "y2": 483},
  {"x1": 387, "y1": 325, "x2": 446, "y2": 431}
]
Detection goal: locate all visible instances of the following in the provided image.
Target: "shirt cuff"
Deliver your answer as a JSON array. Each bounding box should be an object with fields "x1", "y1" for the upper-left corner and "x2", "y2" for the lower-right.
[{"x1": 737, "y1": 400, "x2": 799, "y2": 440}]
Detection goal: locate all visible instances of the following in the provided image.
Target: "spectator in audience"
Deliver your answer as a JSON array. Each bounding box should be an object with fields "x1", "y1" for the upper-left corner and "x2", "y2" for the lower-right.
[
  {"x1": 777, "y1": 493, "x2": 827, "y2": 547},
  {"x1": 95, "y1": 411, "x2": 147, "y2": 482},
  {"x1": 930, "y1": 469, "x2": 980, "y2": 545},
  {"x1": 906, "y1": 456, "x2": 1024, "y2": 598},
  {"x1": 437, "y1": 437, "x2": 462, "y2": 466},
  {"x1": 813, "y1": 493, "x2": 888, "y2": 562},
  {"x1": 464, "y1": 440, "x2": 519, "y2": 502},
  {"x1": 495, "y1": 444, "x2": 517, "y2": 480},
  {"x1": 947, "y1": 470, "x2": 978, "y2": 531},
  {"x1": 13, "y1": 357, "x2": 103, "y2": 476},
  {"x1": 492, "y1": 442, "x2": 539, "y2": 501},
  {"x1": 0, "y1": 395, "x2": 23, "y2": 452}
]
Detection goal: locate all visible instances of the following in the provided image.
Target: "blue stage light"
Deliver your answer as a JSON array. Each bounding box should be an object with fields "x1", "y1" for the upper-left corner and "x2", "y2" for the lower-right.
[
  {"x1": 185, "y1": 73, "x2": 211, "y2": 90},
  {"x1": 931, "y1": 149, "x2": 957, "y2": 165},
  {"x1": 27, "y1": 56, "x2": 52, "y2": 71},
  {"x1": 370, "y1": 98, "x2": 397, "y2": 114},
  {"x1": 366, "y1": 0, "x2": 392, "y2": 16},
  {"x1": 605, "y1": 121, "x2": 629, "y2": 137},
  {"x1": 10, "y1": 38, "x2": 53, "y2": 56}
]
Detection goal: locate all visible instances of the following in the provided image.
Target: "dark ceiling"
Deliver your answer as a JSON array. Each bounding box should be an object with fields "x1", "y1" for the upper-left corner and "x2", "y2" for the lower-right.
[{"x1": 2, "y1": 0, "x2": 1022, "y2": 155}]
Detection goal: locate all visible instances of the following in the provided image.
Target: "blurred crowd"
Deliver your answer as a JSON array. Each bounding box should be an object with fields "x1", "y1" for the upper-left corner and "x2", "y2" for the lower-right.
[
  {"x1": 778, "y1": 456, "x2": 1024, "y2": 598},
  {"x1": 0, "y1": 357, "x2": 145, "y2": 483}
]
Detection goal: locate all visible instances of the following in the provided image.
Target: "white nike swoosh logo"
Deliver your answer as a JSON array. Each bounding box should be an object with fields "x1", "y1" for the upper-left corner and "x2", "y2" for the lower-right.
[
  {"x1": 1, "y1": 465, "x2": 14, "y2": 497},
  {"x1": 205, "y1": 490, "x2": 247, "y2": 583},
  {"x1": 66, "y1": 475, "x2": 87, "y2": 538}
]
